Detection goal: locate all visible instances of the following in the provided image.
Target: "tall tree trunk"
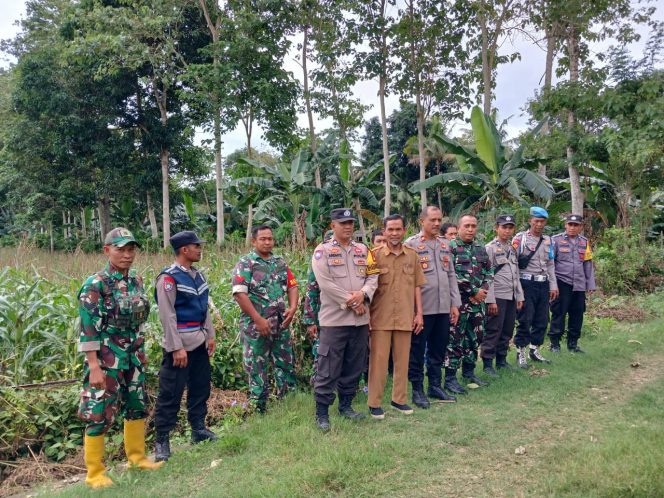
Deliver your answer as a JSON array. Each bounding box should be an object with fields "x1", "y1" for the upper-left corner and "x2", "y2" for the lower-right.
[
  {"x1": 302, "y1": 26, "x2": 321, "y2": 189},
  {"x1": 81, "y1": 208, "x2": 86, "y2": 238},
  {"x1": 480, "y1": 9, "x2": 492, "y2": 116},
  {"x1": 98, "y1": 196, "x2": 111, "y2": 241},
  {"x1": 408, "y1": 0, "x2": 426, "y2": 208},
  {"x1": 415, "y1": 92, "x2": 427, "y2": 208},
  {"x1": 146, "y1": 191, "x2": 159, "y2": 239},
  {"x1": 214, "y1": 111, "x2": 225, "y2": 245},
  {"x1": 567, "y1": 26, "x2": 584, "y2": 215},
  {"x1": 160, "y1": 145, "x2": 171, "y2": 248},
  {"x1": 62, "y1": 211, "x2": 67, "y2": 239},
  {"x1": 539, "y1": 24, "x2": 557, "y2": 176},
  {"x1": 353, "y1": 198, "x2": 367, "y2": 245},
  {"x1": 245, "y1": 204, "x2": 253, "y2": 247},
  {"x1": 198, "y1": 0, "x2": 226, "y2": 245},
  {"x1": 379, "y1": 74, "x2": 391, "y2": 217},
  {"x1": 49, "y1": 220, "x2": 54, "y2": 253}
]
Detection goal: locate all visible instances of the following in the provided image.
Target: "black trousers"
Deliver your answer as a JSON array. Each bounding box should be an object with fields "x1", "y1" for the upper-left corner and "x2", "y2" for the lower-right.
[
  {"x1": 515, "y1": 280, "x2": 550, "y2": 347},
  {"x1": 314, "y1": 325, "x2": 369, "y2": 406},
  {"x1": 154, "y1": 342, "x2": 211, "y2": 433},
  {"x1": 482, "y1": 298, "x2": 516, "y2": 359},
  {"x1": 548, "y1": 281, "x2": 586, "y2": 347},
  {"x1": 408, "y1": 313, "x2": 450, "y2": 387}
]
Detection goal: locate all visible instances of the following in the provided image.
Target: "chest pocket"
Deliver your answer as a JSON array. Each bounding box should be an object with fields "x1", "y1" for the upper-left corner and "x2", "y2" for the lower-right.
[
  {"x1": 495, "y1": 255, "x2": 509, "y2": 266},
  {"x1": 378, "y1": 267, "x2": 391, "y2": 285},
  {"x1": 557, "y1": 245, "x2": 573, "y2": 261},
  {"x1": 456, "y1": 253, "x2": 472, "y2": 272},
  {"x1": 439, "y1": 252, "x2": 451, "y2": 271},
  {"x1": 328, "y1": 257, "x2": 347, "y2": 278},
  {"x1": 402, "y1": 264, "x2": 414, "y2": 284},
  {"x1": 475, "y1": 248, "x2": 489, "y2": 264},
  {"x1": 353, "y1": 256, "x2": 367, "y2": 277}
]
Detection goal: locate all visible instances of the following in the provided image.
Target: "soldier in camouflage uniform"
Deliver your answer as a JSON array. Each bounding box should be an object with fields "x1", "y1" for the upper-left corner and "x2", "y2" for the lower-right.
[
  {"x1": 232, "y1": 224, "x2": 298, "y2": 412},
  {"x1": 445, "y1": 215, "x2": 494, "y2": 393},
  {"x1": 77, "y1": 228, "x2": 162, "y2": 489},
  {"x1": 303, "y1": 230, "x2": 334, "y2": 378}
]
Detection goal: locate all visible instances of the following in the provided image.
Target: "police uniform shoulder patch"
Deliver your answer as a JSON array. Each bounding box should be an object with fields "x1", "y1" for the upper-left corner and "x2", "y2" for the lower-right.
[
  {"x1": 163, "y1": 275, "x2": 175, "y2": 292},
  {"x1": 314, "y1": 249, "x2": 323, "y2": 260}
]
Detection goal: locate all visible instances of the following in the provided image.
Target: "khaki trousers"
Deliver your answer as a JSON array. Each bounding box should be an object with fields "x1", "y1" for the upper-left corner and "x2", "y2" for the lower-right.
[{"x1": 368, "y1": 330, "x2": 412, "y2": 407}]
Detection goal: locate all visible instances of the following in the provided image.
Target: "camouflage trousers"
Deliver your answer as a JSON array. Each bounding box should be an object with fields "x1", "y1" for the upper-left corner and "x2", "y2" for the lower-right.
[
  {"x1": 78, "y1": 364, "x2": 146, "y2": 436},
  {"x1": 242, "y1": 322, "x2": 296, "y2": 405},
  {"x1": 446, "y1": 302, "x2": 486, "y2": 371}
]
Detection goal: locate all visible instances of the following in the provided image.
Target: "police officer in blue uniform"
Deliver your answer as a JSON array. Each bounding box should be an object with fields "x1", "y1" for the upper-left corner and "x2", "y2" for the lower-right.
[
  {"x1": 548, "y1": 214, "x2": 596, "y2": 353},
  {"x1": 154, "y1": 231, "x2": 217, "y2": 461}
]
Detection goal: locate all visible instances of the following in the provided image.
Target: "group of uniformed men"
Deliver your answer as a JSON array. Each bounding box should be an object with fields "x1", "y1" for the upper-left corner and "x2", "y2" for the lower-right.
[{"x1": 77, "y1": 204, "x2": 595, "y2": 486}]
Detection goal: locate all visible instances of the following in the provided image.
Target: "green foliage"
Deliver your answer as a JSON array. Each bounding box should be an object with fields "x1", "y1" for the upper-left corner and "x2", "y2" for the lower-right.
[
  {"x1": 594, "y1": 228, "x2": 664, "y2": 294},
  {"x1": 0, "y1": 385, "x2": 85, "y2": 462}
]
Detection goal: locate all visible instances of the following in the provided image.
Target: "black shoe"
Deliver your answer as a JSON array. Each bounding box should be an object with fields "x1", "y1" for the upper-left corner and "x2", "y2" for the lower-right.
[
  {"x1": 483, "y1": 365, "x2": 498, "y2": 377},
  {"x1": 482, "y1": 359, "x2": 498, "y2": 378},
  {"x1": 462, "y1": 372, "x2": 489, "y2": 386},
  {"x1": 427, "y1": 385, "x2": 456, "y2": 403},
  {"x1": 390, "y1": 401, "x2": 414, "y2": 414},
  {"x1": 412, "y1": 388, "x2": 430, "y2": 409},
  {"x1": 444, "y1": 374, "x2": 467, "y2": 395},
  {"x1": 369, "y1": 406, "x2": 385, "y2": 420},
  {"x1": 154, "y1": 432, "x2": 171, "y2": 462},
  {"x1": 568, "y1": 345, "x2": 585, "y2": 353},
  {"x1": 338, "y1": 395, "x2": 366, "y2": 420},
  {"x1": 315, "y1": 402, "x2": 331, "y2": 431},
  {"x1": 529, "y1": 347, "x2": 551, "y2": 364},
  {"x1": 191, "y1": 426, "x2": 218, "y2": 444},
  {"x1": 549, "y1": 341, "x2": 561, "y2": 353},
  {"x1": 495, "y1": 356, "x2": 516, "y2": 371},
  {"x1": 462, "y1": 364, "x2": 489, "y2": 386}
]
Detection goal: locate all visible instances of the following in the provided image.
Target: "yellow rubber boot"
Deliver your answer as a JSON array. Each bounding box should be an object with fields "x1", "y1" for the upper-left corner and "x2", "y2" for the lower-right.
[
  {"x1": 84, "y1": 434, "x2": 113, "y2": 488},
  {"x1": 124, "y1": 419, "x2": 164, "y2": 470}
]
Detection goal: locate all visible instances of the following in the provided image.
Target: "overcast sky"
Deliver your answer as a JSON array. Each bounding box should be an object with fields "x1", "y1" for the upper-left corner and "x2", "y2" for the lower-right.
[{"x1": 1, "y1": 0, "x2": 661, "y2": 157}]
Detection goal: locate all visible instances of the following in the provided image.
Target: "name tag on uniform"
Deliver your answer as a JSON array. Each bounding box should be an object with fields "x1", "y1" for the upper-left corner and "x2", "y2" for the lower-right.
[
  {"x1": 354, "y1": 259, "x2": 366, "y2": 265},
  {"x1": 328, "y1": 258, "x2": 344, "y2": 266},
  {"x1": 559, "y1": 247, "x2": 571, "y2": 253}
]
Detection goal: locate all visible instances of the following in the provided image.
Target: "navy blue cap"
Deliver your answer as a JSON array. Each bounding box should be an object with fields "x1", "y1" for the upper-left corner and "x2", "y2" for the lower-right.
[
  {"x1": 330, "y1": 208, "x2": 356, "y2": 222},
  {"x1": 530, "y1": 206, "x2": 549, "y2": 219},
  {"x1": 566, "y1": 214, "x2": 584, "y2": 224},
  {"x1": 496, "y1": 214, "x2": 516, "y2": 226},
  {"x1": 169, "y1": 231, "x2": 205, "y2": 251}
]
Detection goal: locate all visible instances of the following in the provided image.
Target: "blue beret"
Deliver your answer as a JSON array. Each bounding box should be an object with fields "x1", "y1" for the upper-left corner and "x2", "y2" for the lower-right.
[{"x1": 529, "y1": 206, "x2": 549, "y2": 219}]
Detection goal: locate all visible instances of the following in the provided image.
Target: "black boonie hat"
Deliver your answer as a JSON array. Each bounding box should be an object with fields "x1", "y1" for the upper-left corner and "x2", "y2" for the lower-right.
[
  {"x1": 496, "y1": 214, "x2": 516, "y2": 226},
  {"x1": 565, "y1": 214, "x2": 584, "y2": 224},
  {"x1": 331, "y1": 208, "x2": 356, "y2": 222},
  {"x1": 170, "y1": 231, "x2": 205, "y2": 251}
]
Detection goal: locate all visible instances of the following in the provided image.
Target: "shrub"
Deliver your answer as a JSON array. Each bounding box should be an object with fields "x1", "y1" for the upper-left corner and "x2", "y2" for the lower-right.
[{"x1": 594, "y1": 227, "x2": 664, "y2": 294}]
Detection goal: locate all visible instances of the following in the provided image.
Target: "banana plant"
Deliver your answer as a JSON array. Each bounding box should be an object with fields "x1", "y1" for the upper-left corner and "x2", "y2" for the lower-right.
[
  {"x1": 232, "y1": 149, "x2": 319, "y2": 248},
  {"x1": 409, "y1": 106, "x2": 553, "y2": 209}
]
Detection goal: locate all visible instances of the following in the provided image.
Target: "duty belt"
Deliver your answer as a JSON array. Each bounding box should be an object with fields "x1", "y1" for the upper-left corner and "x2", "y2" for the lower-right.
[{"x1": 520, "y1": 273, "x2": 548, "y2": 282}]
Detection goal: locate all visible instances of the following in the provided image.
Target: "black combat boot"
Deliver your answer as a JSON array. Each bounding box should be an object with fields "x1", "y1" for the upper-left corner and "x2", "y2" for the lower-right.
[
  {"x1": 316, "y1": 402, "x2": 331, "y2": 431},
  {"x1": 427, "y1": 384, "x2": 456, "y2": 403},
  {"x1": 482, "y1": 358, "x2": 498, "y2": 378},
  {"x1": 529, "y1": 346, "x2": 551, "y2": 363},
  {"x1": 338, "y1": 394, "x2": 366, "y2": 420},
  {"x1": 567, "y1": 342, "x2": 585, "y2": 353},
  {"x1": 444, "y1": 368, "x2": 467, "y2": 395},
  {"x1": 549, "y1": 339, "x2": 561, "y2": 353},
  {"x1": 191, "y1": 420, "x2": 218, "y2": 444},
  {"x1": 495, "y1": 354, "x2": 516, "y2": 371},
  {"x1": 462, "y1": 363, "x2": 489, "y2": 386},
  {"x1": 154, "y1": 432, "x2": 171, "y2": 462},
  {"x1": 411, "y1": 383, "x2": 430, "y2": 409}
]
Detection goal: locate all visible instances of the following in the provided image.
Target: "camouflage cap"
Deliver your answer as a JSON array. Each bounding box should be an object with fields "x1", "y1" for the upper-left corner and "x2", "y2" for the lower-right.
[{"x1": 104, "y1": 227, "x2": 140, "y2": 247}]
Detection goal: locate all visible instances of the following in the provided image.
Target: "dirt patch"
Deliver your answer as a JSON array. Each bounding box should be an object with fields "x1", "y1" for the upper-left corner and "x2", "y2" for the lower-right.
[
  {"x1": 0, "y1": 388, "x2": 248, "y2": 497},
  {"x1": 0, "y1": 449, "x2": 84, "y2": 498},
  {"x1": 587, "y1": 294, "x2": 653, "y2": 322}
]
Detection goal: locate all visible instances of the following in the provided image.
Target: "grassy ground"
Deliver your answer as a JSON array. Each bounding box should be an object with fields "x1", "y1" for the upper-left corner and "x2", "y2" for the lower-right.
[{"x1": 36, "y1": 294, "x2": 664, "y2": 498}]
